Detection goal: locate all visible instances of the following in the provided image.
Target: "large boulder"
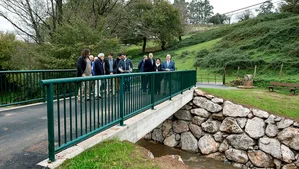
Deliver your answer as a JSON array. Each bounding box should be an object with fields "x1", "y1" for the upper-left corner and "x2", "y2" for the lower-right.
[
  {"x1": 265, "y1": 123, "x2": 278, "y2": 137},
  {"x1": 192, "y1": 116, "x2": 207, "y2": 126},
  {"x1": 248, "y1": 150, "x2": 274, "y2": 168},
  {"x1": 281, "y1": 144, "x2": 295, "y2": 163},
  {"x1": 226, "y1": 134, "x2": 255, "y2": 150},
  {"x1": 181, "y1": 132, "x2": 198, "y2": 153},
  {"x1": 162, "y1": 120, "x2": 173, "y2": 138},
  {"x1": 194, "y1": 89, "x2": 205, "y2": 96},
  {"x1": 193, "y1": 97, "x2": 222, "y2": 113},
  {"x1": 211, "y1": 98, "x2": 224, "y2": 104},
  {"x1": 277, "y1": 118, "x2": 294, "y2": 129},
  {"x1": 190, "y1": 108, "x2": 210, "y2": 118},
  {"x1": 259, "y1": 137, "x2": 281, "y2": 159},
  {"x1": 174, "y1": 110, "x2": 192, "y2": 121},
  {"x1": 173, "y1": 120, "x2": 189, "y2": 134},
  {"x1": 152, "y1": 129, "x2": 164, "y2": 143},
  {"x1": 201, "y1": 120, "x2": 221, "y2": 134},
  {"x1": 251, "y1": 109, "x2": 269, "y2": 119},
  {"x1": 189, "y1": 124, "x2": 204, "y2": 139},
  {"x1": 198, "y1": 134, "x2": 219, "y2": 155},
  {"x1": 220, "y1": 117, "x2": 243, "y2": 134},
  {"x1": 245, "y1": 117, "x2": 265, "y2": 139},
  {"x1": 164, "y1": 134, "x2": 178, "y2": 147},
  {"x1": 205, "y1": 152, "x2": 226, "y2": 161},
  {"x1": 223, "y1": 101, "x2": 250, "y2": 117},
  {"x1": 277, "y1": 127, "x2": 299, "y2": 151},
  {"x1": 225, "y1": 149, "x2": 248, "y2": 164}
]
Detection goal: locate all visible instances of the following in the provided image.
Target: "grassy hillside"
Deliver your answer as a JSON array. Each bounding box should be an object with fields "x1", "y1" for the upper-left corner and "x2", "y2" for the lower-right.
[{"x1": 126, "y1": 13, "x2": 299, "y2": 84}]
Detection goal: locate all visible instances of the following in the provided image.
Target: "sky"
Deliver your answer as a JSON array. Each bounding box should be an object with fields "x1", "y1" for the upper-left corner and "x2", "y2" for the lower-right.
[{"x1": 0, "y1": 0, "x2": 273, "y2": 32}]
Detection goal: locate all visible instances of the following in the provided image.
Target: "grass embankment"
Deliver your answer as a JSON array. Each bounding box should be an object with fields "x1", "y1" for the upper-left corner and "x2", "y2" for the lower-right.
[
  {"x1": 200, "y1": 88, "x2": 299, "y2": 120},
  {"x1": 126, "y1": 13, "x2": 299, "y2": 84},
  {"x1": 58, "y1": 140, "x2": 159, "y2": 169}
]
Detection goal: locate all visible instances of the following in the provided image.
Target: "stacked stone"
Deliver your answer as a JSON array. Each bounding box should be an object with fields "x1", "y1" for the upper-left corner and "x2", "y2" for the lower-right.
[{"x1": 144, "y1": 89, "x2": 299, "y2": 169}]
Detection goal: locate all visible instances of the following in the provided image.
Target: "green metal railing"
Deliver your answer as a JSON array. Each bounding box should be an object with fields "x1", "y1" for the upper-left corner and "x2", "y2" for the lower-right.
[
  {"x1": 0, "y1": 69, "x2": 140, "y2": 108},
  {"x1": 0, "y1": 69, "x2": 77, "y2": 107},
  {"x1": 40, "y1": 70, "x2": 196, "y2": 162}
]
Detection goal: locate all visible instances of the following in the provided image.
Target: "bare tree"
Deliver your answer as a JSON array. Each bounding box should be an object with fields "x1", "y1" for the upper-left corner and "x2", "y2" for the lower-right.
[{"x1": 0, "y1": 0, "x2": 62, "y2": 43}]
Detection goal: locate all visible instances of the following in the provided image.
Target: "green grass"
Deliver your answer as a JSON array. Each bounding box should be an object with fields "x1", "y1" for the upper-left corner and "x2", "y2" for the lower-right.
[
  {"x1": 200, "y1": 88, "x2": 299, "y2": 120},
  {"x1": 58, "y1": 140, "x2": 158, "y2": 169}
]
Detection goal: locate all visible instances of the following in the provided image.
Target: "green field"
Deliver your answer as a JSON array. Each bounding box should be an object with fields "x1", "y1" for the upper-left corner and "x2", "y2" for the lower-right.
[
  {"x1": 125, "y1": 13, "x2": 299, "y2": 85},
  {"x1": 200, "y1": 88, "x2": 299, "y2": 120}
]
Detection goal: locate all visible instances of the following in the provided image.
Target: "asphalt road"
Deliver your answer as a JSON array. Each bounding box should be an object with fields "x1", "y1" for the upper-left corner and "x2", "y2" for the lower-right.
[{"x1": 0, "y1": 103, "x2": 48, "y2": 169}]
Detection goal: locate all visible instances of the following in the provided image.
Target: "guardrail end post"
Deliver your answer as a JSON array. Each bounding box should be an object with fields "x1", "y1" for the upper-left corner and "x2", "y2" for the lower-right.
[{"x1": 46, "y1": 83, "x2": 55, "y2": 162}]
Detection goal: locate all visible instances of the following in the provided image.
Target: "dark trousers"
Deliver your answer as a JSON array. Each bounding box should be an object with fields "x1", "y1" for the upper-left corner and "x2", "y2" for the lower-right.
[
  {"x1": 155, "y1": 75, "x2": 162, "y2": 94},
  {"x1": 141, "y1": 75, "x2": 147, "y2": 92}
]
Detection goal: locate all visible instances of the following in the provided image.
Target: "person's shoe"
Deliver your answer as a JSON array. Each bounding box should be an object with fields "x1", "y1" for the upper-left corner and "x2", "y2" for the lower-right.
[
  {"x1": 86, "y1": 98, "x2": 90, "y2": 101},
  {"x1": 95, "y1": 96, "x2": 102, "y2": 100}
]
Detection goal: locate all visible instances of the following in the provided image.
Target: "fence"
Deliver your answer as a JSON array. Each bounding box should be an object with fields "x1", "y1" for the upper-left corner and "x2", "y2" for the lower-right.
[
  {"x1": 0, "y1": 69, "x2": 77, "y2": 108},
  {"x1": 40, "y1": 70, "x2": 196, "y2": 162},
  {"x1": 0, "y1": 69, "x2": 139, "y2": 108},
  {"x1": 197, "y1": 73, "x2": 224, "y2": 84}
]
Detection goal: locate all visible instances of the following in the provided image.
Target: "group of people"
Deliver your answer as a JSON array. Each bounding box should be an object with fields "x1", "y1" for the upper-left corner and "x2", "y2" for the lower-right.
[
  {"x1": 76, "y1": 48, "x2": 175, "y2": 101},
  {"x1": 137, "y1": 53, "x2": 175, "y2": 94}
]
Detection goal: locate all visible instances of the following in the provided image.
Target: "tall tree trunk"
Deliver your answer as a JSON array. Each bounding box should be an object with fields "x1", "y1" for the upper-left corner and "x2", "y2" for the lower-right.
[
  {"x1": 179, "y1": 35, "x2": 182, "y2": 41},
  {"x1": 55, "y1": 0, "x2": 63, "y2": 25},
  {"x1": 25, "y1": 0, "x2": 43, "y2": 43},
  {"x1": 161, "y1": 41, "x2": 166, "y2": 50},
  {"x1": 142, "y1": 37, "x2": 147, "y2": 53}
]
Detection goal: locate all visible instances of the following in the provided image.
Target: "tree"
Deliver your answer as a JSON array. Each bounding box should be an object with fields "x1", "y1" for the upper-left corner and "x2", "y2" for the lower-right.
[
  {"x1": 108, "y1": 0, "x2": 153, "y2": 53},
  {"x1": 188, "y1": 0, "x2": 214, "y2": 24},
  {"x1": 237, "y1": 10, "x2": 253, "y2": 22},
  {"x1": 280, "y1": 0, "x2": 299, "y2": 14},
  {"x1": 173, "y1": 0, "x2": 189, "y2": 41},
  {"x1": 149, "y1": 0, "x2": 182, "y2": 50},
  {"x1": 0, "y1": 32, "x2": 17, "y2": 69},
  {"x1": 208, "y1": 13, "x2": 229, "y2": 25},
  {"x1": 256, "y1": 0, "x2": 274, "y2": 15},
  {"x1": 0, "y1": 0, "x2": 64, "y2": 43}
]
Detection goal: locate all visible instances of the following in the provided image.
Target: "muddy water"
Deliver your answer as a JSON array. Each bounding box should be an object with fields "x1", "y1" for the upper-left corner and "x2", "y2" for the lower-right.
[{"x1": 137, "y1": 139, "x2": 237, "y2": 169}]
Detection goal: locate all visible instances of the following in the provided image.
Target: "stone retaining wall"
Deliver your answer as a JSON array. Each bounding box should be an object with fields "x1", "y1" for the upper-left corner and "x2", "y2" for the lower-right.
[{"x1": 144, "y1": 89, "x2": 299, "y2": 169}]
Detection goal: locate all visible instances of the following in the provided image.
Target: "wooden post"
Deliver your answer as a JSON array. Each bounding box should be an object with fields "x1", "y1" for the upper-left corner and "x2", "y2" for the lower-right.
[
  {"x1": 254, "y1": 65, "x2": 257, "y2": 78},
  {"x1": 223, "y1": 66, "x2": 226, "y2": 85},
  {"x1": 279, "y1": 63, "x2": 284, "y2": 79},
  {"x1": 237, "y1": 67, "x2": 240, "y2": 79}
]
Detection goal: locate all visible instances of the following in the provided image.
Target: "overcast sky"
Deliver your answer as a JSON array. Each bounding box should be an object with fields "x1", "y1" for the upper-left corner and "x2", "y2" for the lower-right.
[{"x1": 0, "y1": 0, "x2": 272, "y2": 32}]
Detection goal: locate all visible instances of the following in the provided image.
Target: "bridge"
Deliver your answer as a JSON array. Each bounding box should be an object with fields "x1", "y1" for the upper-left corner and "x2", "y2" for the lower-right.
[{"x1": 0, "y1": 70, "x2": 196, "y2": 169}]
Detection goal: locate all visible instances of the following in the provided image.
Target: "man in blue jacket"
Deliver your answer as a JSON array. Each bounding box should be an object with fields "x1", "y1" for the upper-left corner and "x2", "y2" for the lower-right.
[{"x1": 162, "y1": 54, "x2": 175, "y2": 95}]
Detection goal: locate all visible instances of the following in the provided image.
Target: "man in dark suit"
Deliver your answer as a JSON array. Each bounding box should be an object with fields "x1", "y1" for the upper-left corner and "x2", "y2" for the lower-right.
[
  {"x1": 107, "y1": 53, "x2": 117, "y2": 95},
  {"x1": 162, "y1": 54, "x2": 175, "y2": 95},
  {"x1": 144, "y1": 53, "x2": 156, "y2": 93}
]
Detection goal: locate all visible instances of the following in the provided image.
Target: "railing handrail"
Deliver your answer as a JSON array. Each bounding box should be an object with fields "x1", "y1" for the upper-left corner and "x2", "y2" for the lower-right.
[
  {"x1": 0, "y1": 69, "x2": 76, "y2": 73},
  {"x1": 40, "y1": 70, "x2": 195, "y2": 86}
]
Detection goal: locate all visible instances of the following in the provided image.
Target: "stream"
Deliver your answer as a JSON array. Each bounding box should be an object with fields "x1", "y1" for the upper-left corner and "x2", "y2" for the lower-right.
[{"x1": 137, "y1": 139, "x2": 237, "y2": 169}]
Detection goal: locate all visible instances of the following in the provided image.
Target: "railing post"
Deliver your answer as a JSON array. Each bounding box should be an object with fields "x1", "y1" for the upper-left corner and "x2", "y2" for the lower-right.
[
  {"x1": 46, "y1": 83, "x2": 55, "y2": 162},
  {"x1": 120, "y1": 76, "x2": 124, "y2": 126},
  {"x1": 181, "y1": 72, "x2": 183, "y2": 94},
  {"x1": 169, "y1": 73, "x2": 172, "y2": 100},
  {"x1": 42, "y1": 72, "x2": 46, "y2": 102},
  {"x1": 151, "y1": 74, "x2": 155, "y2": 110}
]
